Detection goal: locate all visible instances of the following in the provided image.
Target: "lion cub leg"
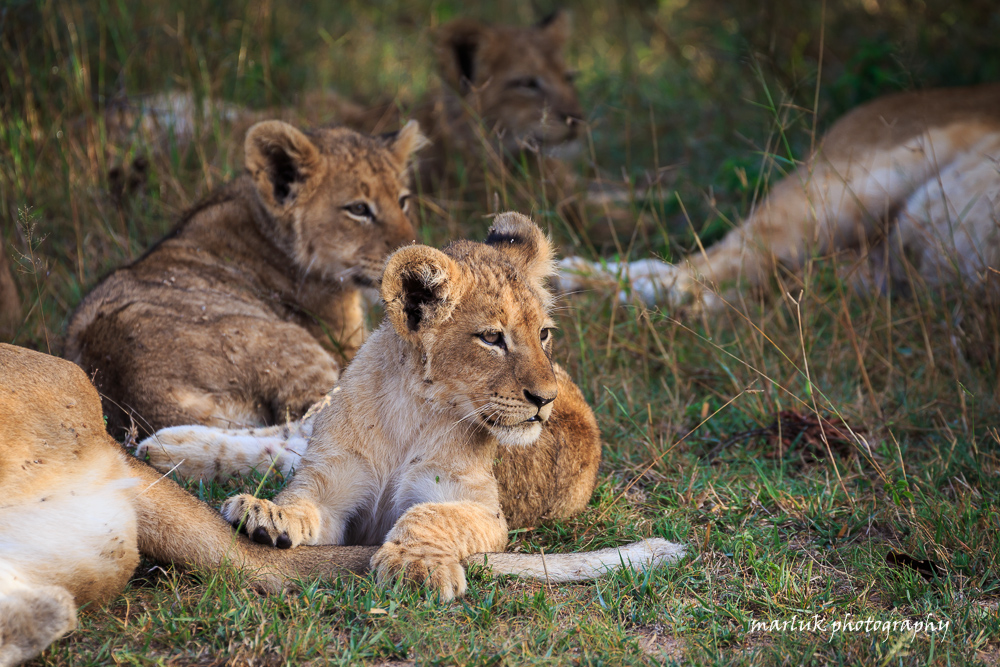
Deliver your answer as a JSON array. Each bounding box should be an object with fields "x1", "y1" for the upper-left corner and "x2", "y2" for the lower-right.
[
  {"x1": 220, "y1": 451, "x2": 374, "y2": 549},
  {"x1": 371, "y1": 500, "x2": 509, "y2": 601}
]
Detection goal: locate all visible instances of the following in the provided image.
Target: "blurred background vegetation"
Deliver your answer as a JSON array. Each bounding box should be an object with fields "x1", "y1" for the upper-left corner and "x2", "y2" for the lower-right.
[{"x1": 4, "y1": 0, "x2": 1000, "y2": 325}]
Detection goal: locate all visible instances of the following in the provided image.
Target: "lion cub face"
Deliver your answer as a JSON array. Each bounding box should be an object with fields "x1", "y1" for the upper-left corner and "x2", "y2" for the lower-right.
[
  {"x1": 244, "y1": 120, "x2": 427, "y2": 287},
  {"x1": 435, "y1": 12, "x2": 584, "y2": 153},
  {"x1": 382, "y1": 212, "x2": 558, "y2": 447}
]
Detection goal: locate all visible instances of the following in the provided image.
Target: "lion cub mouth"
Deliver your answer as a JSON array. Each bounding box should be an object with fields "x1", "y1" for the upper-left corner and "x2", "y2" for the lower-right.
[{"x1": 483, "y1": 413, "x2": 546, "y2": 448}]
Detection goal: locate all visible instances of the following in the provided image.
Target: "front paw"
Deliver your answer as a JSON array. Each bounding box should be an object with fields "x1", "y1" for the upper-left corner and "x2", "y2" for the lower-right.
[
  {"x1": 371, "y1": 541, "x2": 467, "y2": 601},
  {"x1": 220, "y1": 495, "x2": 318, "y2": 549}
]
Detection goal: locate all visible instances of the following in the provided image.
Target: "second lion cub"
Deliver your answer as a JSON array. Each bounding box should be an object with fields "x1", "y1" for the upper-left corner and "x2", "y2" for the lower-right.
[{"x1": 66, "y1": 120, "x2": 425, "y2": 437}]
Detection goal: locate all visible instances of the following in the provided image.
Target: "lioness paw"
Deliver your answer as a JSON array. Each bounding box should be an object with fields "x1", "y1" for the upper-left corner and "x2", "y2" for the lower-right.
[
  {"x1": 220, "y1": 495, "x2": 318, "y2": 549},
  {"x1": 136, "y1": 426, "x2": 221, "y2": 480},
  {"x1": 372, "y1": 541, "x2": 467, "y2": 601}
]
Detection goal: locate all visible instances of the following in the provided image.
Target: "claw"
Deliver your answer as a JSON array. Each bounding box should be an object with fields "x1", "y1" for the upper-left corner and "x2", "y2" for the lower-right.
[{"x1": 251, "y1": 526, "x2": 273, "y2": 546}]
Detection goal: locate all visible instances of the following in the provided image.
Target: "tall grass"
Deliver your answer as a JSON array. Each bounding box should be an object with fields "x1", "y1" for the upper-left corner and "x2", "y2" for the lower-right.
[{"x1": 2, "y1": 0, "x2": 998, "y2": 664}]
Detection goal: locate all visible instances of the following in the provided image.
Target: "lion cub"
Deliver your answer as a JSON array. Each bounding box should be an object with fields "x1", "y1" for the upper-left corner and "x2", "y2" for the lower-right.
[
  {"x1": 327, "y1": 12, "x2": 583, "y2": 192},
  {"x1": 65, "y1": 120, "x2": 425, "y2": 437},
  {"x1": 196, "y1": 213, "x2": 646, "y2": 600}
]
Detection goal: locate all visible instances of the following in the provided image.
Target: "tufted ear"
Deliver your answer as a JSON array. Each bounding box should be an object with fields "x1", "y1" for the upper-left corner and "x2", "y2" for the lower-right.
[
  {"x1": 435, "y1": 18, "x2": 490, "y2": 91},
  {"x1": 245, "y1": 120, "x2": 322, "y2": 212},
  {"x1": 382, "y1": 245, "x2": 459, "y2": 340},
  {"x1": 484, "y1": 212, "x2": 555, "y2": 284},
  {"x1": 537, "y1": 10, "x2": 571, "y2": 48},
  {"x1": 379, "y1": 120, "x2": 430, "y2": 171}
]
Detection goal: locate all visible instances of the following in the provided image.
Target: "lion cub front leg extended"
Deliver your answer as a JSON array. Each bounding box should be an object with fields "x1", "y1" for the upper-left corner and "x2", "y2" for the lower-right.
[
  {"x1": 372, "y1": 487, "x2": 508, "y2": 601},
  {"x1": 220, "y1": 451, "x2": 373, "y2": 549}
]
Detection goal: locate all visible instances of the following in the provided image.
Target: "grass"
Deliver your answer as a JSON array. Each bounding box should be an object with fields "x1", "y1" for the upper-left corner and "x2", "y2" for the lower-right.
[{"x1": 3, "y1": 0, "x2": 1000, "y2": 664}]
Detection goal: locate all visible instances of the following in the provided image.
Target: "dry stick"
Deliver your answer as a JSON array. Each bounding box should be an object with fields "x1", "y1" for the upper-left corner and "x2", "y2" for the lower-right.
[
  {"x1": 809, "y1": 0, "x2": 826, "y2": 158},
  {"x1": 791, "y1": 291, "x2": 853, "y2": 510},
  {"x1": 586, "y1": 386, "x2": 752, "y2": 537}
]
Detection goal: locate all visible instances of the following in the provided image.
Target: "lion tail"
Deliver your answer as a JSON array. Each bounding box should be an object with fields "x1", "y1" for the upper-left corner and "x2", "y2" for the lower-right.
[{"x1": 467, "y1": 538, "x2": 686, "y2": 582}]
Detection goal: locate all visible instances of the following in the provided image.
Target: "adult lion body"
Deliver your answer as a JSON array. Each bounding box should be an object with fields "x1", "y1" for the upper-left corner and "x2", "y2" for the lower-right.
[
  {"x1": 138, "y1": 214, "x2": 685, "y2": 601},
  {"x1": 65, "y1": 120, "x2": 425, "y2": 437},
  {"x1": 558, "y1": 84, "x2": 1000, "y2": 307},
  {"x1": 0, "y1": 344, "x2": 377, "y2": 666}
]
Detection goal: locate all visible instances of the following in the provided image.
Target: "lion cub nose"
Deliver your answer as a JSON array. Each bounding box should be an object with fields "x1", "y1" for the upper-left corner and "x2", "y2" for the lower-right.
[{"x1": 524, "y1": 388, "x2": 556, "y2": 409}]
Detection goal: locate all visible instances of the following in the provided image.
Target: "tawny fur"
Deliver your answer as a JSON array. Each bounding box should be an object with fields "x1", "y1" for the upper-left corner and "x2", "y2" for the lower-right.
[
  {"x1": 557, "y1": 84, "x2": 1000, "y2": 308},
  {"x1": 0, "y1": 344, "x2": 682, "y2": 662},
  {"x1": 139, "y1": 214, "x2": 682, "y2": 601},
  {"x1": 0, "y1": 344, "x2": 377, "y2": 666},
  {"x1": 64, "y1": 120, "x2": 425, "y2": 438}
]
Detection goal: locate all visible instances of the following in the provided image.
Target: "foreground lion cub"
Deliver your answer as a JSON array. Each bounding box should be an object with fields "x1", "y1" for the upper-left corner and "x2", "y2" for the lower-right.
[
  {"x1": 558, "y1": 84, "x2": 1000, "y2": 307},
  {"x1": 0, "y1": 343, "x2": 683, "y2": 664},
  {"x1": 141, "y1": 213, "x2": 684, "y2": 600},
  {"x1": 65, "y1": 120, "x2": 425, "y2": 437}
]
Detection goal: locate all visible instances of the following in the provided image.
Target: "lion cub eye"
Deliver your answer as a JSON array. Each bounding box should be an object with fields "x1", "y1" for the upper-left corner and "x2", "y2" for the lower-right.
[
  {"x1": 344, "y1": 202, "x2": 374, "y2": 221},
  {"x1": 479, "y1": 331, "x2": 506, "y2": 349},
  {"x1": 540, "y1": 328, "x2": 552, "y2": 343},
  {"x1": 398, "y1": 194, "x2": 411, "y2": 211},
  {"x1": 509, "y1": 77, "x2": 541, "y2": 92}
]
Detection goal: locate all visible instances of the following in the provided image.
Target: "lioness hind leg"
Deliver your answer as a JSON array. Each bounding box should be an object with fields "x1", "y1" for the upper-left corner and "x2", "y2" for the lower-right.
[{"x1": 0, "y1": 584, "x2": 76, "y2": 667}]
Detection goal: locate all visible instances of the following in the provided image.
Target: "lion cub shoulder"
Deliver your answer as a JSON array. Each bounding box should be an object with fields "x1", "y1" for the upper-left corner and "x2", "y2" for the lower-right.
[{"x1": 65, "y1": 120, "x2": 426, "y2": 437}]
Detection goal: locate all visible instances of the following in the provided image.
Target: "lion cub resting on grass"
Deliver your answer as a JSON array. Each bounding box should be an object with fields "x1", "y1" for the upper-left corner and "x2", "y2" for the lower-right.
[
  {"x1": 558, "y1": 84, "x2": 1000, "y2": 308},
  {"x1": 65, "y1": 119, "x2": 425, "y2": 438},
  {"x1": 138, "y1": 213, "x2": 686, "y2": 601},
  {"x1": 0, "y1": 343, "x2": 683, "y2": 665}
]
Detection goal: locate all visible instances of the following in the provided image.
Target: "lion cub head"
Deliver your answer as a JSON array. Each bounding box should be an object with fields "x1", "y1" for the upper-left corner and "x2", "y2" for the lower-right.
[
  {"x1": 244, "y1": 119, "x2": 427, "y2": 287},
  {"x1": 382, "y1": 212, "x2": 558, "y2": 447},
  {"x1": 435, "y1": 11, "x2": 584, "y2": 153}
]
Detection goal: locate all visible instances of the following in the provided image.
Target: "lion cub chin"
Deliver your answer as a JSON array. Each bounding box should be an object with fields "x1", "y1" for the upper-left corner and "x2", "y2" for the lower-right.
[
  {"x1": 65, "y1": 119, "x2": 427, "y2": 438},
  {"x1": 219, "y1": 213, "x2": 575, "y2": 599}
]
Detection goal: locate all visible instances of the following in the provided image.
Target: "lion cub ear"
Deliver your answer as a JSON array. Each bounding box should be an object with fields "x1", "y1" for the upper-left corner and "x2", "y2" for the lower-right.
[
  {"x1": 537, "y1": 10, "x2": 571, "y2": 49},
  {"x1": 244, "y1": 120, "x2": 322, "y2": 211},
  {"x1": 379, "y1": 120, "x2": 429, "y2": 172},
  {"x1": 435, "y1": 18, "x2": 490, "y2": 91},
  {"x1": 382, "y1": 245, "x2": 459, "y2": 341},
  {"x1": 485, "y1": 212, "x2": 555, "y2": 284}
]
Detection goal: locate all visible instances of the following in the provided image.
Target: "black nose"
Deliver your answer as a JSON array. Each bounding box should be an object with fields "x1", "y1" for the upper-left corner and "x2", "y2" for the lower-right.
[{"x1": 524, "y1": 389, "x2": 556, "y2": 408}]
